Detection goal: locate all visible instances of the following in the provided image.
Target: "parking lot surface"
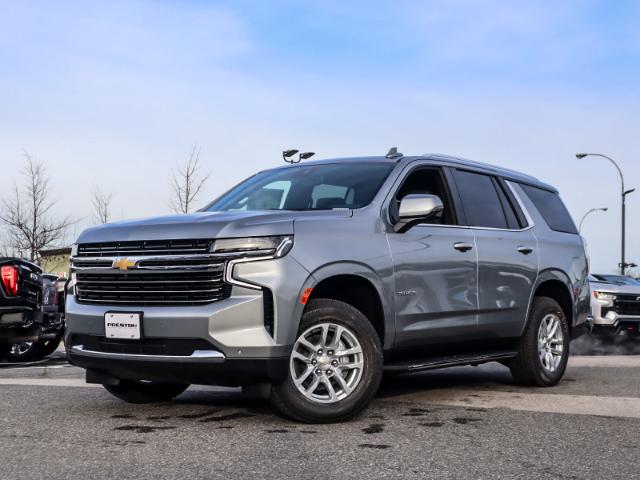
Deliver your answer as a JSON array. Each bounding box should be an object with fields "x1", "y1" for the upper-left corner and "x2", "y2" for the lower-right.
[{"x1": 1, "y1": 351, "x2": 639, "y2": 480}]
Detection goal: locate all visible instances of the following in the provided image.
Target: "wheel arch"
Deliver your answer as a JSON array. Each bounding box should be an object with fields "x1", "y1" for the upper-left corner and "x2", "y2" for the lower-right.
[
  {"x1": 527, "y1": 269, "x2": 576, "y2": 334},
  {"x1": 302, "y1": 263, "x2": 394, "y2": 349}
]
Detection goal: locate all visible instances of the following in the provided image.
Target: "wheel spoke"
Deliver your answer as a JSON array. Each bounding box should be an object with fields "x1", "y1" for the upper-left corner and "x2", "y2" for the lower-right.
[
  {"x1": 339, "y1": 359, "x2": 363, "y2": 370},
  {"x1": 291, "y1": 350, "x2": 312, "y2": 363},
  {"x1": 333, "y1": 371, "x2": 352, "y2": 395},
  {"x1": 297, "y1": 337, "x2": 317, "y2": 353},
  {"x1": 320, "y1": 324, "x2": 329, "y2": 347},
  {"x1": 322, "y1": 377, "x2": 338, "y2": 401},
  {"x1": 330, "y1": 326, "x2": 345, "y2": 349},
  {"x1": 547, "y1": 318, "x2": 559, "y2": 337},
  {"x1": 304, "y1": 376, "x2": 321, "y2": 397},
  {"x1": 294, "y1": 366, "x2": 314, "y2": 386},
  {"x1": 338, "y1": 345, "x2": 362, "y2": 357}
]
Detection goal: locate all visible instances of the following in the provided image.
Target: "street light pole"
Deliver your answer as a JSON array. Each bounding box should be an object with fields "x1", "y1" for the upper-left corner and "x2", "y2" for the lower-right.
[
  {"x1": 576, "y1": 153, "x2": 635, "y2": 275},
  {"x1": 578, "y1": 207, "x2": 608, "y2": 234}
]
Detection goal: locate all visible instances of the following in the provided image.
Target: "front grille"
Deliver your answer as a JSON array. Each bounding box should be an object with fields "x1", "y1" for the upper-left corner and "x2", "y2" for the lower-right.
[
  {"x1": 77, "y1": 239, "x2": 213, "y2": 257},
  {"x1": 75, "y1": 269, "x2": 230, "y2": 306},
  {"x1": 73, "y1": 238, "x2": 232, "y2": 306},
  {"x1": 614, "y1": 300, "x2": 640, "y2": 316},
  {"x1": 72, "y1": 334, "x2": 218, "y2": 356}
]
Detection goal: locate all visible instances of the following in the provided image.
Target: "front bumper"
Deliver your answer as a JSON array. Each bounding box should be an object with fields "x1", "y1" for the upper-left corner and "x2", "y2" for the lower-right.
[{"x1": 68, "y1": 344, "x2": 288, "y2": 387}]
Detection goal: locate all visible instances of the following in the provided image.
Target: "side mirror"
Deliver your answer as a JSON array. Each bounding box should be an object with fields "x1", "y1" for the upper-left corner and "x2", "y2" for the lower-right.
[{"x1": 394, "y1": 194, "x2": 444, "y2": 233}]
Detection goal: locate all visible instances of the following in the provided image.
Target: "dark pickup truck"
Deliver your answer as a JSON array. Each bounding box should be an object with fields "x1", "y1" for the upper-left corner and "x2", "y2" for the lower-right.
[{"x1": 0, "y1": 258, "x2": 43, "y2": 358}]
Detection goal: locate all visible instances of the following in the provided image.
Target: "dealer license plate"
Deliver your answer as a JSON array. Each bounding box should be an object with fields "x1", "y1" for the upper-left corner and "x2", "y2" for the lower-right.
[{"x1": 105, "y1": 312, "x2": 141, "y2": 340}]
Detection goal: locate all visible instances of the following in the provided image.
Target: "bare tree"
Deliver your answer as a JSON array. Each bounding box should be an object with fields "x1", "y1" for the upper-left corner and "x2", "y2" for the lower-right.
[
  {"x1": 0, "y1": 151, "x2": 72, "y2": 263},
  {"x1": 170, "y1": 145, "x2": 210, "y2": 214},
  {"x1": 92, "y1": 187, "x2": 113, "y2": 224}
]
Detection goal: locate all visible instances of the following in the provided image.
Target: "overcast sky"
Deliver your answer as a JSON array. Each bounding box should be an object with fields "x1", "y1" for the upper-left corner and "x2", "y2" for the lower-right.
[{"x1": 1, "y1": 0, "x2": 639, "y2": 272}]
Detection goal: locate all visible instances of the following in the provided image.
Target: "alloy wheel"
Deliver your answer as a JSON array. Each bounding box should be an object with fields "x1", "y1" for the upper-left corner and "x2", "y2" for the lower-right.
[
  {"x1": 289, "y1": 322, "x2": 364, "y2": 404},
  {"x1": 537, "y1": 313, "x2": 564, "y2": 373}
]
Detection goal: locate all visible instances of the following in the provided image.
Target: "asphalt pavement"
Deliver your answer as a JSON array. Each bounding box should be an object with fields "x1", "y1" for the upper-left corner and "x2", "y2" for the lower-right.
[{"x1": 1, "y1": 349, "x2": 639, "y2": 480}]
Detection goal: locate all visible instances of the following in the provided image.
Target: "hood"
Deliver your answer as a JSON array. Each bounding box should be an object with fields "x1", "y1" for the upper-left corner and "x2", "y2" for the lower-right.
[
  {"x1": 589, "y1": 280, "x2": 640, "y2": 295},
  {"x1": 76, "y1": 209, "x2": 352, "y2": 244}
]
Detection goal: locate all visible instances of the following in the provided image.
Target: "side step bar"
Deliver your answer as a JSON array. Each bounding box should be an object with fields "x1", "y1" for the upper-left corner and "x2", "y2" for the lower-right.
[{"x1": 384, "y1": 351, "x2": 518, "y2": 373}]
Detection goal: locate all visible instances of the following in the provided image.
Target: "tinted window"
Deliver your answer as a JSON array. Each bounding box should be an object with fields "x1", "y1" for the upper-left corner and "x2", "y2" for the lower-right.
[
  {"x1": 206, "y1": 163, "x2": 394, "y2": 212},
  {"x1": 454, "y1": 170, "x2": 507, "y2": 228},
  {"x1": 519, "y1": 184, "x2": 577, "y2": 234}
]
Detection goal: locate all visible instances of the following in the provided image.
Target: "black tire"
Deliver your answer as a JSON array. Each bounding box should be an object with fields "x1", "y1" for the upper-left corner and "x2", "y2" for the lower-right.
[
  {"x1": 35, "y1": 334, "x2": 63, "y2": 358},
  {"x1": 509, "y1": 296, "x2": 570, "y2": 387},
  {"x1": 271, "y1": 298, "x2": 383, "y2": 423},
  {"x1": 0, "y1": 343, "x2": 10, "y2": 361},
  {"x1": 103, "y1": 380, "x2": 189, "y2": 404},
  {"x1": 5, "y1": 342, "x2": 42, "y2": 362}
]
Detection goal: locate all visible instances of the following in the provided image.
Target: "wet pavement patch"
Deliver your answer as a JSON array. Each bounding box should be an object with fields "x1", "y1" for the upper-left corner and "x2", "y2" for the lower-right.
[
  {"x1": 420, "y1": 421, "x2": 445, "y2": 427},
  {"x1": 111, "y1": 414, "x2": 136, "y2": 419},
  {"x1": 114, "y1": 425, "x2": 177, "y2": 433},
  {"x1": 452, "y1": 417, "x2": 482, "y2": 425},
  {"x1": 359, "y1": 444, "x2": 391, "y2": 450},
  {"x1": 177, "y1": 409, "x2": 222, "y2": 419},
  {"x1": 402, "y1": 408, "x2": 431, "y2": 417},
  {"x1": 147, "y1": 415, "x2": 171, "y2": 421},
  {"x1": 200, "y1": 412, "x2": 255, "y2": 423},
  {"x1": 265, "y1": 429, "x2": 289, "y2": 433},
  {"x1": 300, "y1": 430, "x2": 318, "y2": 434},
  {"x1": 362, "y1": 423, "x2": 385, "y2": 434}
]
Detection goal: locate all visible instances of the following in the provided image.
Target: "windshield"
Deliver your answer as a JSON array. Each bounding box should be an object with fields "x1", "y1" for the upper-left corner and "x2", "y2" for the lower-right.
[
  {"x1": 591, "y1": 274, "x2": 640, "y2": 286},
  {"x1": 205, "y1": 163, "x2": 395, "y2": 212}
]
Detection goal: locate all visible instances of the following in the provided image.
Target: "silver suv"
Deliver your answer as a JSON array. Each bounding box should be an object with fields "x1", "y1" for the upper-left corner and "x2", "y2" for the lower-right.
[{"x1": 65, "y1": 151, "x2": 589, "y2": 422}]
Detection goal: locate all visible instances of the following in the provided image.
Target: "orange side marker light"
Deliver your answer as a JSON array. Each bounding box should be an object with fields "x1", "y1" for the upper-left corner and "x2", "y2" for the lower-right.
[{"x1": 300, "y1": 287, "x2": 313, "y2": 305}]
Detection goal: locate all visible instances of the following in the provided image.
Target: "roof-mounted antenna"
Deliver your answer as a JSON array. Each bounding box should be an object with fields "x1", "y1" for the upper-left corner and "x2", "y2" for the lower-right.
[
  {"x1": 386, "y1": 147, "x2": 403, "y2": 159},
  {"x1": 283, "y1": 149, "x2": 300, "y2": 164},
  {"x1": 299, "y1": 152, "x2": 315, "y2": 161}
]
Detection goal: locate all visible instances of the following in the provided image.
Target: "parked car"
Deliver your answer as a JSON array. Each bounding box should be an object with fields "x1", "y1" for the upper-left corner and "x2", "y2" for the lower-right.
[
  {"x1": 589, "y1": 274, "x2": 640, "y2": 336},
  {"x1": 6, "y1": 273, "x2": 65, "y2": 361},
  {"x1": 0, "y1": 257, "x2": 43, "y2": 359},
  {"x1": 65, "y1": 151, "x2": 589, "y2": 422}
]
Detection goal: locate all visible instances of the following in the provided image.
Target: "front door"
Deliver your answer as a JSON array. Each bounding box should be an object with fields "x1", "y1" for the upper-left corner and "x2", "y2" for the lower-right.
[{"x1": 385, "y1": 165, "x2": 479, "y2": 352}]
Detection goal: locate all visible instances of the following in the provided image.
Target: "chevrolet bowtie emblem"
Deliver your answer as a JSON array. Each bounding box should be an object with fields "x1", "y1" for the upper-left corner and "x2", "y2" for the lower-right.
[{"x1": 113, "y1": 258, "x2": 136, "y2": 271}]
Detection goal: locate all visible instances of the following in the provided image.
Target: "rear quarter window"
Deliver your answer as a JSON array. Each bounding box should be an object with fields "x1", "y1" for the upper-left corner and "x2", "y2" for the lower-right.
[{"x1": 519, "y1": 184, "x2": 578, "y2": 234}]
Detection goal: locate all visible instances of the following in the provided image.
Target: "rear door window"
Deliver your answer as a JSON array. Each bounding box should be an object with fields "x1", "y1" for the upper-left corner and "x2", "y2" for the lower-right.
[
  {"x1": 453, "y1": 170, "x2": 508, "y2": 229},
  {"x1": 519, "y1": 184, "x2": 578, "y2": 234}
]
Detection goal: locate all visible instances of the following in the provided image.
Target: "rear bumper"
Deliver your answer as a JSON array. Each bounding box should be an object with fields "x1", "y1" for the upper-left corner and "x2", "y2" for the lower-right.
[
  {"x1": 0, "y1": 308, "x2": 44, "y2": 343},
  {"x1": 67, "y1": 345, "x2": 288, "y2": 387}
]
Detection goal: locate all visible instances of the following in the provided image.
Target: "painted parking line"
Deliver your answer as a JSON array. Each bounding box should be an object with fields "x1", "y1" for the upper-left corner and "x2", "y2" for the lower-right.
[
  {"x1": 392, "y1": 388, "x2": 640, "y2": 419},
  {"x1": 0, "y1": 378, "x2": 100, "y2": 388},
  {"x1": 568, "y1": 355, "x2": 640, "y2": 368}
]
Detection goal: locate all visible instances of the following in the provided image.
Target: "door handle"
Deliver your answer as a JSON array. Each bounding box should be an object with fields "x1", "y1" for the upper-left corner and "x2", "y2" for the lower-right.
[
  {"x1": 517, "y1": 246, "x2": 534, "y2": 255},
  {"x1": 453, "y1": 242, "x2": 473, "y2": 252}
]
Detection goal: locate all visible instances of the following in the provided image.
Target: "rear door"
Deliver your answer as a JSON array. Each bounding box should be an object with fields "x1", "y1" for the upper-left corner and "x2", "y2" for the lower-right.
[
  {"x1": 385, "y1": 164, "x2": 479, "y2": 351},
  {"x1": 452, "y1": 169, "x2": 538, "y2": 339}
]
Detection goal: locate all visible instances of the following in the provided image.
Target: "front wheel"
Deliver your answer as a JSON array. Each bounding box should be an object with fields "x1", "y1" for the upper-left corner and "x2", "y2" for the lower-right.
[
  {"x1": 509, "y1": 296, "x2": 570, "y2": 386},
  {"x1": 271, "y1": 298, "x2": 383, "y2": 423},
  {"x1": 103, "y1": 380, "x2": 189, "y2": 403}
]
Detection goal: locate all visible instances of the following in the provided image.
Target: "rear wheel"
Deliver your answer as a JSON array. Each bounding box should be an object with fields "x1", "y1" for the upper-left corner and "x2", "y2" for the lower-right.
[
  {"x1": 35, "y1": 334, "x2": 63, "y2": 358},
  {"x1": 6, "y1": 342, "x2": 40, "y2": 362},
  {"x1": 271, "y1": 298, "x2": 383, "y2": 423},
  {"x1": 103, "y1": 380, "x2": 189, "y2": 403},
  {"x1": 510, "y1": 296, "x2": 570, "y2": 386}
]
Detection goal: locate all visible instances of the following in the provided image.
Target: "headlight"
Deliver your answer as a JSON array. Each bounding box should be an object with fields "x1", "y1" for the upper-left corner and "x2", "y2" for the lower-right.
[
  {"x1": 212, "y1": 236, "x2": 293, "y2": 258},
  {"x1": 593, "y1": 291, "x2": 616, "y2": 300},
  {"x1": 70, "y1": 243, "x2": 79, "y2": 257}
]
